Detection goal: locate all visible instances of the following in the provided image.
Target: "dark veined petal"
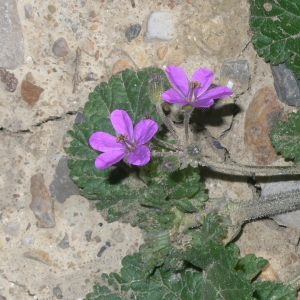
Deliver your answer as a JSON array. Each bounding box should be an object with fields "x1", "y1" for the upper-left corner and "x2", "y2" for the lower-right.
[
  {"x1": 162, "y1": 89, "x2": 187, "y2": 104},
  {"x1": 134, "y1": 119, "x2": 158, "y2": 145},
  {"x1": 198, "y1": 86, "x2": 233, "y2": 102},
  {"x1": 95, "y1": 150, "x2": 126, "y2": 169},
  {"x1": 127, "y1": 145, "x2": 151, "y2": 166},
  {"x1": 89, "y1": 132, "x2": 124, "y2": 152},
  {"x1": 192, "y1": 68, "x2": 214, "y2": 98},
  {"x1": 110, "y1": 110, "x2": 134, "y2": 140},
  {"x1": 165, "y1": 66, "x2": 189, "y2": 98}
]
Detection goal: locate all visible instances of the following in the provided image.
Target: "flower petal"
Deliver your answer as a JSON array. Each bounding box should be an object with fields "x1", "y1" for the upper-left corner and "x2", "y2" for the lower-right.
[
  {"x1": 127, "y1": 145, "x2": 150, "y2": 166},
  {"x1": 89, "y1": 132, "x2": 124, "y2": 152},
  {"x1": 165, "y1": 66, "x2": 189, "y2": 97},
  {"x1": 191, "y1": 98, "x2": 215, "y2": 108},
  {"x1": 198, "y1": 86, "x2": 233, "y2": 102},
  {"x1": 95, "y1": 150, "x2": 126, "y2": 169},
  {"x1": 134, "y1": 119, "x2": 158, "y2": 145},
  {"x1": 111, "y1": 110, "x2": 133, "y2": 140},
  {"x1": 191, "y1": 68, "x2": 214, "y2": 98},
  {"x1": 162, "y1": 89, "x2": 187, "y2": 104}
]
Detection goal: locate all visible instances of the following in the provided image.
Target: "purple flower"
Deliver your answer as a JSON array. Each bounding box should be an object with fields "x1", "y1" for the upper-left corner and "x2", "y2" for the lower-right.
[
  {"x1": 89, "y1": 110, "x2": 158, "y2": 169},
  {"x1": 162, "y1": 66, "x2": 233, "y2": 108}
]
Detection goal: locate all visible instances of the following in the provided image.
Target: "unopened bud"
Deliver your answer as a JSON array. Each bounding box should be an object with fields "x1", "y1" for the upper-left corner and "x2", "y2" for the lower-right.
[
  {"x1": 187, "y1": 142, "x2": 201, "y2": 158},
  {"x1": 149, "y1": 73, "x2": 164, "y2": 105},
  {"x1": 162, "y1": 155, "x2": 180, "y2": 172}
]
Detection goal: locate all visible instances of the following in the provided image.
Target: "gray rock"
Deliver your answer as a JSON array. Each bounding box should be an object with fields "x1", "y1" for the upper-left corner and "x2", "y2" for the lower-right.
[
  {"x1": 58, "y1": 233, "x2": 70, "y2": 249},
  {"x1": 97, "y1": 241, "x2": 111, "y2": 257},
  {"x1": 49, "y1": 156, "x2": 78, "y2": 203},
  {"x1": 85, "y1": 230, "x2": 92, "y2": 242},
  {"x1": 0, "y1": 0, "x2": 24, "y2": 69},
  {"x1": 22, "y1": 236, "x2": 35, "y2": 246},
  {"x1": 52, "y1": 37, "x2": 69, "y2": 57},
  {"x1": 262, "y1": 180, "x2": 300, "y2": 228},
  {"x1": 112, "y1": 228, "x2": 124, "y2": 243},
  {"x1": 75, "y1": 111, "x2": 86, "y2": 123},
  {"x1": 145, "y1": 12, "x2": 174, "y2": 41},
  {"x1": 221, "y1": 60, "x2": 250, "y2": 84},
  {"x1": 24, "y1": 4, "x2": 32, "y2": 18},
  {"x1": 53, "y1": 286, "x2": 63, "y2": 299},
  {"x1": 271, "y1": 63, "x2": 300, "y2": 107},
  {"x1": 125, "y1": 24, "x2": 141, "y2": 42},
  {"x1": 4, "y1": 222, "x2": 20, "y2": 236}
]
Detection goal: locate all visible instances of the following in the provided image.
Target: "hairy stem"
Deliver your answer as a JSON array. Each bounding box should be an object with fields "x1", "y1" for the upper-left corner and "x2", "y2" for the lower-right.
[
  {"x1": 155, "y1": 104, "x2": 179, "y2": 141},
  {"x1": 152, "y1": 136, "x2": 183, "y2": 152},
  {"x1": 183, "y1": 111, "x2": 192, "y2": 144},
  {"x1": 287, "y1": 272, "x2": 300, "y2": 290},
  {"x1": 229, "y1": 189, "x2": 300, "y2": 225},
  {"x1": 198, "y1": 157, "x2": 300, "y2": 176}
]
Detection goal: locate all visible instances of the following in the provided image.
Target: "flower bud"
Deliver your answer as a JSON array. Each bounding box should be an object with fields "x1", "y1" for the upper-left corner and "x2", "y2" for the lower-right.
[
  {"x1": 162, "y1": 155, "x2": 180, "y2": 172},
  {"x1": 186, "y1": 142, "x2": 201, "y2": 158},
  {"x1": 149, "y1": 73, "x2": 164, "y2": 105}
]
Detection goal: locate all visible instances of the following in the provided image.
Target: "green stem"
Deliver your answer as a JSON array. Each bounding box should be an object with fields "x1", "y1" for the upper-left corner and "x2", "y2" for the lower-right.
[
  {"x1": 229, "y1": 189, "x2": 300, "y2": 225},
  {"x1": 152, "y1": 136, "x2": 183, "y2": 152},
  {"x1": 184, "y1": 111, "x2": 192, "y2": 144},
  {"x1": 156, "y1": 104, "x2": 179, "y2": 141},
  {"x1": 198, "y1": 157, "x2": 300, "y2": 176}
]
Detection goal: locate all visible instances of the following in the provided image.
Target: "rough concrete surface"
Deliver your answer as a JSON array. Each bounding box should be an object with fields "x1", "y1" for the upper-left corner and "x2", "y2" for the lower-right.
[{"x1": 1, "y1": 0, "x2": 300, "y2": 299}]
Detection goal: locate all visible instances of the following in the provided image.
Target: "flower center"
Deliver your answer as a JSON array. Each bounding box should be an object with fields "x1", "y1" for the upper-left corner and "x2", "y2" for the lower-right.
[
  {"x1": 187, "y1": 80, "x2": 201, "y2": 102},
  {"x1": 116, "y1": 133, "x2": 136, "y2": 152}
]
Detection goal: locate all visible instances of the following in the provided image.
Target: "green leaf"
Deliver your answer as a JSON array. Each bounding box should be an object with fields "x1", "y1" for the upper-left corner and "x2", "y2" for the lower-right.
[
  {"x1": 85, "y1": 214, "x2": 297, "y2": 300},
  {"x1": 249, "y1": 0, "x2": 300, "y2": 78},
  {"x1": 64, "y1": 67, "x2": 171, "y2": 223},
  {"x1": 270, "y1": 110, "x2": 300, "y2": 162},
  {"x1": 84, "y1": 253, "x2": 203, "y2": 300},
  {"x1": 235, "y1": 254, "x2": 268, "y2": 281},
  {"x1": 253, "y1": 281, "x2": 297, "y2": 300}
]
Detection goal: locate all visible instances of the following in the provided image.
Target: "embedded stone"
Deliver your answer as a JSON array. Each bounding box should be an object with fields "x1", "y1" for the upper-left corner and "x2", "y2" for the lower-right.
[
  {"x1": 24, "y1": 4, "x2": 32, "y2": 18},
  {"x1": 30, "y1": 173, "x2": 56, "y2": 228},
  {"x1": 53, "y1": 286, "x2": 63, "y2": 299},
  {"x1": 58, "y1": 233, "x2": 70, "y2": 249},
  {"x1": 125, "y1": 24, "x2": 141, "y2": 42},
  {"x1": 52, "y1": 37, "x2": 69, "y2": 57},
  {"x1": 85, "y1": 230, "x2": 92, "y2": 242},
  {"x1": 21, "y1": 80, "x2": 44, "y2": 105},
  {"x1": 4, "y1": 222, "x2": 20, "y2": 236},
  {"x1": 157, "y1": 45, "x2": 168, "y2": 60},
  {"x1": 0, "y1": 0, "x2": 24, "y2": 69},
  {"x1": 271, "y1": 63, "x2": 300, "y2": 107},
  {"x1": 0, "y1": 70, "x2": 18, "y2": 92},
  {"x1": 244, "y1": 87, "x2": 286, "y2": 165},
  {"x1": 81, "y1": 38, "x2": 94, "y2": 56},
  {"x1": 23, "y1": 249, "x2": 52, "y2": 265},
  {"x1": 221, "y1": 60, "x2": 250, "y2": 84},
  {"x1": 145, "y1": 12, "x2": 174, "y2": 41},
  {"x1": 112, "y1": 228, "x2": 124, "y2": 243},
  {"x1": 112, "y1": 59, "x2": 132, "y2": 75},
  {"x1": 49, "y1": 156, "x2": 78, "y2": 203},
  {"x1": 48, "y1": 5, "x2": 57, "y2": 14}
]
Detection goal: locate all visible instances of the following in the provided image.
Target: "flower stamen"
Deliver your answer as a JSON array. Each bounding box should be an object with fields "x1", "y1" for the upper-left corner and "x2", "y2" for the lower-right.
[
  {"x1": 187, "y1": 81, "x2": 201, "y2": 102},
  {"x1": 116, "y1": 133, "x2": 136, "y2": 151}
]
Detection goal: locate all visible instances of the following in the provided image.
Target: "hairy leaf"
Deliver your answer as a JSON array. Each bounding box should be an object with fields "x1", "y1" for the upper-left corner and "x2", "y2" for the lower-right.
[
  {"x1": 85, "y1": 214, "x2": 297, "y2": 300},
  {"x1": 64, "y1": 67, "x2": 170, "y2": 205},
  {"x1": 250, "y1": 0, "x2": 300, "y2": 78},
  {"x1": 253, "y1": 281, "x2": 297, "y2": 300},
  {"x1": 84, "y1": 253, "x2": 203, "y2": 300},
  {"x1": 270, "y1": 110, "x2": 300, "y2": 162}
]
